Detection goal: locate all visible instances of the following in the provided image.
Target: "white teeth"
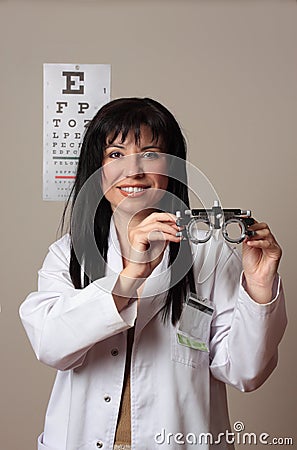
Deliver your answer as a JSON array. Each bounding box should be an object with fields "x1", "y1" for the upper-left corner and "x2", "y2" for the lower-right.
[{"x1": 120, "y1": 187, "x2": 146, "y2": 193}]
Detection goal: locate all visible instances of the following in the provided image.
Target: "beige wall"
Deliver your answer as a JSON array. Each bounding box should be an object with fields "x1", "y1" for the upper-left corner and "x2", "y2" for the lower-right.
[{"x1": 1, "y1": 0, "x2": 296, "y2": 448}]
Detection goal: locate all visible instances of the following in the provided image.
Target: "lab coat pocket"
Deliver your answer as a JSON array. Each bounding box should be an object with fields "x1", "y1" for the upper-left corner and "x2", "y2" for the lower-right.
[{"x1": 171, "y1": 325, "x2": 209, "y2": 369}]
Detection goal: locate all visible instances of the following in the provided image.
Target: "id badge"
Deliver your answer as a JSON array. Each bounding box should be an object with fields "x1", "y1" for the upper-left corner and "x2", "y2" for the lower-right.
[{"x1": 177, "y1": 292, "x2": 214, "y2": 352}]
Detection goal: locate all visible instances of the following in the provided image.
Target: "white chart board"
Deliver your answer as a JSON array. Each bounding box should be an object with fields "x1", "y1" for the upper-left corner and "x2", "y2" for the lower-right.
[{"x1": 43, "y1": 63, "x2": 111, "y2": 201}]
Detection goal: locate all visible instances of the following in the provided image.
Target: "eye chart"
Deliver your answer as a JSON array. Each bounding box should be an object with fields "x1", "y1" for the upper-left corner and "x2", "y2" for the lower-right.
[{"x1": 43, "y1": 64, "x2": 111, "y2": 201}]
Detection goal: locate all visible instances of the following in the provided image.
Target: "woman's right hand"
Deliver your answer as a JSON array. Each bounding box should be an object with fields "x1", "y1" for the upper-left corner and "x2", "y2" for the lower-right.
[
  {"x1": 123, "y1": 212, "x2": 182, "y2": 279},
  {"x1": 112, "y1": 212, "x2": 182, "y2": 311}
]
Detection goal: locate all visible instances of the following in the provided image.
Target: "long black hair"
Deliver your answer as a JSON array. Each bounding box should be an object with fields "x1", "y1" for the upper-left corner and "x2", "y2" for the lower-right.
[{"x1": 62, "y1": 97, "x2": 195, "y2": 325}]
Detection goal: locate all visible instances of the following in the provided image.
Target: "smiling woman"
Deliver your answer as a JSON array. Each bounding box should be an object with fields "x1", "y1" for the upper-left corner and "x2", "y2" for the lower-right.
[
  {"x1": 19, "y1": 97, "x2": 287, "y2": 450},
  {"x1": 64, "y1": 97, "x2": 193, "y2": 314},
  {"x1": 101, "y1": 126, "x2": 169, "y2": 214}
]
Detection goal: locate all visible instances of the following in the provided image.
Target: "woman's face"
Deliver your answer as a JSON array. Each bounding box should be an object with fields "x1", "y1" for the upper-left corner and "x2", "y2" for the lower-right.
[{"x1": 101, "y1": 125, "x2": 168, "y2": 216}]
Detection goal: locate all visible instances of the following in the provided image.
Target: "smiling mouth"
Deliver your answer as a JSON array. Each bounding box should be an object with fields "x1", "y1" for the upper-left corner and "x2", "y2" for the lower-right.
[
  {"x1": 119, "y1": 186, "x2": 149, "y2": 193},
  {"x1": 117, "y1": 186, "x2": 151, "y2": 197}
]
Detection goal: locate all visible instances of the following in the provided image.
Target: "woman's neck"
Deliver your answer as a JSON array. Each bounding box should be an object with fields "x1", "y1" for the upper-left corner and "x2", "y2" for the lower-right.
[{"x1": 112, "y1": 208, "x2": 156, "y2": 235}]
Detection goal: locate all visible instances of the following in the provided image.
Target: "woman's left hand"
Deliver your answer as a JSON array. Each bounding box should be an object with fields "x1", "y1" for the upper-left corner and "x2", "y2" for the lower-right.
[{"x1": 242, "y1": 221, "x2": 282, "y2": 304}]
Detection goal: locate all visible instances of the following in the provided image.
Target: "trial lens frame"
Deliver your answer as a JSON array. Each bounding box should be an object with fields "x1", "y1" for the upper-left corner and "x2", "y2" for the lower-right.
[{"x1": 176, "y1": 201, "x2": 255, "y2": 244}]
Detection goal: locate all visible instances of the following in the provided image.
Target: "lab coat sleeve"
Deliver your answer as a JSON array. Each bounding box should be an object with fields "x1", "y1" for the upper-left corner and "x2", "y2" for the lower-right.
[
  {"x1": 209, "y1": 246, "x2": 287, "y2": 392},
  {"x1": 19, "y1": 236, "x2": 137, "y2": 371}
]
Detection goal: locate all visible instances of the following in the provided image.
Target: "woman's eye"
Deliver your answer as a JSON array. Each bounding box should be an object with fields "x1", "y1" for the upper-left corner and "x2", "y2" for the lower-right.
[
  {"x1": 108, "y1": 151, "x2": 123, "y2": 159},
  {"x1": 142, "y1": 151, "x2": 160, "y2": 159}
]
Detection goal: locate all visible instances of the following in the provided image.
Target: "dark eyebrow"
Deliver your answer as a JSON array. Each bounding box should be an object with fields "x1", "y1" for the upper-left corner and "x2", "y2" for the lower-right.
[
  {"x1": 141, "y1": 145, "x2": 164, "y2": 151},
  {"x1": 105, "y1": 144, "x2": 125, "y2": 150},
  {"x1": 104, "y1": 144, "x2": 164, "y2": 152}
]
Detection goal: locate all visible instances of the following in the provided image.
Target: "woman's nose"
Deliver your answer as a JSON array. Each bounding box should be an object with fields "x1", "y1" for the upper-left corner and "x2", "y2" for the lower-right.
[{"x1": 123, "y1": 153, "x2": 144, "y2": 177}]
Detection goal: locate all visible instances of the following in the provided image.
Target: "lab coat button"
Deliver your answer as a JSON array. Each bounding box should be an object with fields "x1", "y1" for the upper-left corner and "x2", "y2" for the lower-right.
[
  {"x1": 111, "y1": 348, "x2": 119, "y2": 356},
  {"x1": 96, "y1": 441, "x2": 103, "y2": 448},
  {"x1": 104, "y1": 395, "x2": 111, "y2": 402}
]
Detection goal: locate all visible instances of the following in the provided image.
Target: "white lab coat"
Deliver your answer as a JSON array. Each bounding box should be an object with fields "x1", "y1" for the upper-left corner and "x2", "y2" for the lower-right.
[{"x1": 19, "y1": 220, "x2": 287, "y2": 450}]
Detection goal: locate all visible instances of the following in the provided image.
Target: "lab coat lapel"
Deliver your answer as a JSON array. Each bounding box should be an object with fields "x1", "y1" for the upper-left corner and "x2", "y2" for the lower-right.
[
  {"x1": 106, "y1": 219, "x2": 124, "y2": 274},
  {"x1": 136, "y1": 249, "x2": 171, "y2": 335},
  {"x1": 106, "y1": 219, "x2": 171, "y2": 334}
]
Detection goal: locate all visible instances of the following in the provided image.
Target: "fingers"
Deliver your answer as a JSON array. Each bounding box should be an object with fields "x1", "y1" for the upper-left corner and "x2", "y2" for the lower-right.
[
  {"x1": 130, "y1": 222, "x2": 182, "y2": 247},
  {"x1": 123, "y1": 212, "x2": 183, "y2": 278},
  {"x1": 141, "y1": 221, "x2": 180, "y2": 236},
  {"x1": 244, "y1": 222, "x2": 282, "y2": 258},
  {"x1": 248, "y1": 222, "x2": 274, "y2": 241},
  {"x1": 140, "y1": 211, "x2": 178, "y2": 226},
  {"x1": 246, "y1": 239, "x2": 276, "y2": 249},
  {"x1": 130, "y1": 212, "x2": 182, "y2": 242},
  {"x1": 247, "y1": 221, "x2": 269, "y2": 232},
  {"x1": 147, "y1": 230, "x2": 182, "y2": 243}
]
